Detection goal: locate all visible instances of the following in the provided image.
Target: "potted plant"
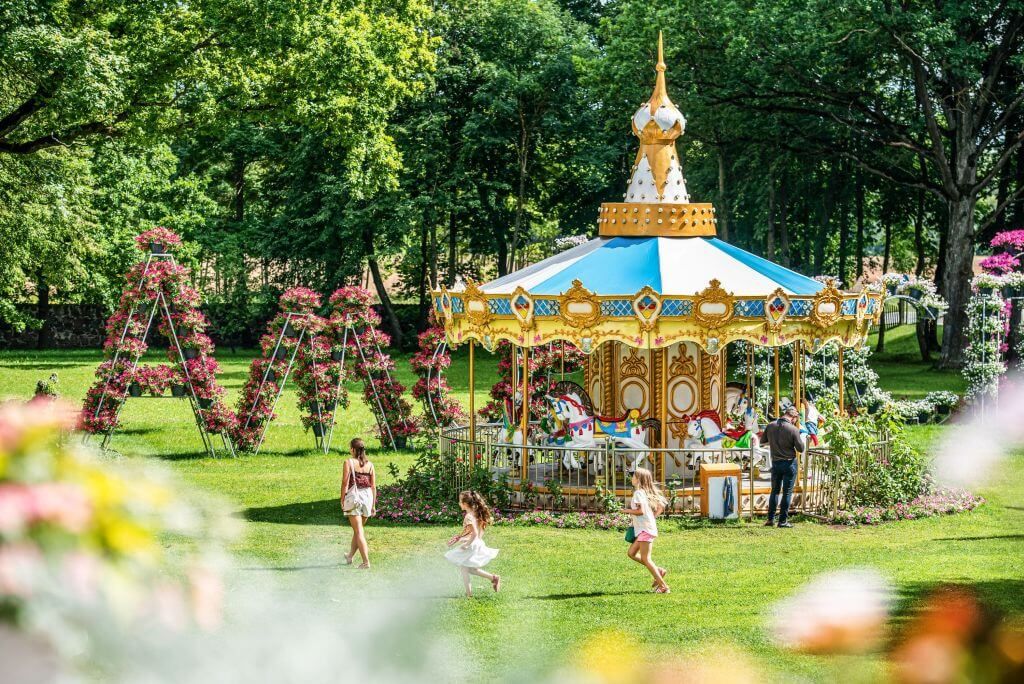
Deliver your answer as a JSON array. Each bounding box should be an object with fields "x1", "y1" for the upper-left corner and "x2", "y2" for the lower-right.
[
  {"x1": 925, "y1": 391, "x2": 960, "y2": 416},
  {"x1": 134, "y1": 227, "x2": 182, "y2": 255},
  {"x1": 973, "y1": 272, "x2": 1003, "y2": 297},
  {"x1": 331, "y1": 346, "x2": 345, "y2": 362},
  {"x1": 128, "y1": 381, "x2": 143, "y2": 397},
  {"x1": 1003, "y1": 272, "x2": 1024, "y2": 298},
  {"x1": 881, "y1": 273, "x2": 904, "y2": 296},
  {"x1": 197, "y1": 397, "x2": 214, "y2": 410},
  {"x1": 283, "y1": 320, "x2": 299, "y2": 338}
]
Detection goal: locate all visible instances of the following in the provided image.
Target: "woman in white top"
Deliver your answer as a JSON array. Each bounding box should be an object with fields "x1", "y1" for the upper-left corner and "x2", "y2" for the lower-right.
[{"x1": 622, "y1": 467, "x2": 669, "y2": 593}]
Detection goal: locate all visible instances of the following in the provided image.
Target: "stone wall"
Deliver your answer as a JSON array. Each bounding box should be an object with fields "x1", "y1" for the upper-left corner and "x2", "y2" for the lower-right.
[{"x1": 0, "y1": 304, "x2": 110, "y2": 350}]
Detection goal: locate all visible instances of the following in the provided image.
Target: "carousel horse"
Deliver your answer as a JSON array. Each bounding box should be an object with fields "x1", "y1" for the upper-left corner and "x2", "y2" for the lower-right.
[
  {"x1": 545, "y1": 393, "x2": 649, "y2": 473},
  {"x1": 501, "y1": 396, "x2": 581, "y2": 472},
  {"x1": 684, "y1": 409, "x2": 769, "y2": 470}
]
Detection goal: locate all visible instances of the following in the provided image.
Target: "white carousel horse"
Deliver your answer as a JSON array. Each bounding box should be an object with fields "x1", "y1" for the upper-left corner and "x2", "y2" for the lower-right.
[
  {"x1": 684, "y1": 409, "x2": 770, "y2": 470},
  {"x1": 545, "y1": 393, "x2": 649, "y2": 473},
  {"x1": 500, "y1": 395, "x2": 581, "y2": 472}
]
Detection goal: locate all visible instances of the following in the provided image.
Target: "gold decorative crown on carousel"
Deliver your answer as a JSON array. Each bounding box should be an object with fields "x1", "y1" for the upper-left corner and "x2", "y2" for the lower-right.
[{"x1": 597, "y1": 32, "x2": 717, "y2": 238}]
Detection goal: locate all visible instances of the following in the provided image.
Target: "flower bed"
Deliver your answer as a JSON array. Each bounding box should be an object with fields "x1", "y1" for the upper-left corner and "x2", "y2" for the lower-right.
[{"x1": 831, "y1": 489, "x2": 984, "y2": 526}]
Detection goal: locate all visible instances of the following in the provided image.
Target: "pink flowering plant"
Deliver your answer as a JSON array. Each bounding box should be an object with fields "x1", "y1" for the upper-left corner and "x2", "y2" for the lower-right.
[
  {"x1": 134, "y1": 226, "x2": 182, "y2": 252},
  {"x1": 990, "y1": 228, "x2": 1024, "y2": 252},
  {"x1": 279, "y1": 287, "x2": 321, "y2": 314},
  {"x1": 832, "y1": 489, "x2": 983, "y2": 526},
  {"x1": 0, "y1": 401, "x2": 233, "y2": 660},
  {"x1": 81, "y1": 228, "x2": 235, "y2": 437},
  {"x1": 410, "y1": 324, "x2": 465, "y2": 430},
  {"x1": 328, "y1": 286, "x2": 419, "y2": 447},
  {"x1": 479, "y1": 340, "x2": 585, "y2": 422}
]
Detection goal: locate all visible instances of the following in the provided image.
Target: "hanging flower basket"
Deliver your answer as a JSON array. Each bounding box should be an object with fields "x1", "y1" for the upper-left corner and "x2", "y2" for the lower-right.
[
  {"x1": 265, "y1": 368, "x2": 277, "y2": 383},
  {"x1": 182, "y1": 347, "x2": 198, "y2": 360},
  {"x1": 393, "y1": 435, "x2": 408, "y2": 449},
  {"x1": 283, "y1": 321, "x2": 299, "y2": 338},
  {"x1": 908, "y1": 286, "x2": 924, "y2": 301},
  {"x1": 128, "y1": 382, "x2": 143, "y2": 398},
  {"x1": 311, "y1": 423, "x2": 326, "y2": 437},
  {"x1": 171, "y1": 384, "x2": 187, "y2": 398},
  {"x1": 309, "y1": 400, "x2": 337, "y2": 414},
  {"x1": 331, "y1": 348, "x2": 344, "y2": 362},
  {"x1": 197, "y1": 397, "x2": 214, "y2": 410},
  {"x1": 274, "y1": 346, "x2": 290, "y2": 361}
]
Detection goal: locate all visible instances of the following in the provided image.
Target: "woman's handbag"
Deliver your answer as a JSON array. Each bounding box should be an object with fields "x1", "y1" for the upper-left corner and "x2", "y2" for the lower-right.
[{"x1": 624, "y1": 526, "x2": 636, "y2": 543}]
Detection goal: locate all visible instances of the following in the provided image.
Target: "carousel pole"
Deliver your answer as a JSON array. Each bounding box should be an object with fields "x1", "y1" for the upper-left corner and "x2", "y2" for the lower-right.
[
  {"x1": 773, "y1": 347, "x2": 781, "y2": 417},
  {"x1": 837, "y1": 346, "x2": 845, "y2": 415},
  {"x1": 560, "y1": 340, "x2": 565, "y2": 380},
  {"x1": 468, "y1": 340, "x2": 476, "y2": 444},
  {"x1": 520, "y1": 345, "x2": 530, "y2": 485},
  {"x1": 790, "y1": 342, "x2": 798, "y2": 411}
]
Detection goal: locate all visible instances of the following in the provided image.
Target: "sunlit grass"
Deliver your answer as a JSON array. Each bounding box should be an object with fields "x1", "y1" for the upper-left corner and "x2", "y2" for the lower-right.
[{"x1": 0, "y1": 347, "x2": 1019, "y2": 681}]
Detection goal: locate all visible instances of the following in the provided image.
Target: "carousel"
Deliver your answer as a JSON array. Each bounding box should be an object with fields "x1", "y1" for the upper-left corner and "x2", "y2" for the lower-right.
[{"x1": 431, "y1": 35, "x2": 884, "y2": 514}]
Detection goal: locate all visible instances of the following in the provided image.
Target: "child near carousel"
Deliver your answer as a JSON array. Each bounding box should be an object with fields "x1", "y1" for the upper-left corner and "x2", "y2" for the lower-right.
[
  {"x1": 445, "y1": 491, "x2": 501, "y2": 597},
  {"x1": 622, "y1": 467, "x2": 670, "y2": 593}
]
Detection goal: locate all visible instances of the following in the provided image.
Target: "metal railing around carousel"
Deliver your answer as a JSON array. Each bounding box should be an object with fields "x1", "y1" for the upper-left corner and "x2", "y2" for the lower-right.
[{"x1": 438, "y1": 423, "x2": 847, "y2": 517}]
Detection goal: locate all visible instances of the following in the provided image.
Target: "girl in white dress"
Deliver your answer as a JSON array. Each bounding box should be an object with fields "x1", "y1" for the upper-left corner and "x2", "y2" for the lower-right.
[
  {"x1": 622, "y1": 467, "x2": 670, "y2": 593},
  {"x1": 445, "y1": 491, "x2": 500, "y2": 597}
]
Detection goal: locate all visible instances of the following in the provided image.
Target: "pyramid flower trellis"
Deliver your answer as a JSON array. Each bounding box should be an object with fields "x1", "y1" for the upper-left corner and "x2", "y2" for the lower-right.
[
  {"x1": 329, "y1": 287, "x2": 419, "y2": 448},
  {"x1": 79, "y1": 228, "x2": 236, "y2": 455},
  {"x1": 231, "y1": 288, "x2": 344, "y2": 453}
]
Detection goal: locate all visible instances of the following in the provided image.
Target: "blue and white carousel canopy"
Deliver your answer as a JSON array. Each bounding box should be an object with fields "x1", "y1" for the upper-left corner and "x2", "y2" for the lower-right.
[{"x1": 481, "y1": 236, "x2": 824, "y2": 297}]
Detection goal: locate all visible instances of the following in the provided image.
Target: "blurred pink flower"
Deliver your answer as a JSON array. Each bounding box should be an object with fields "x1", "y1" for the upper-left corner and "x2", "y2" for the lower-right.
[
  {"x1": 0, "y1": 543, "x2": 43, "y2": 597},
  {"x1": 769, "y1": 568, "x2": 893, "y2": 654}
]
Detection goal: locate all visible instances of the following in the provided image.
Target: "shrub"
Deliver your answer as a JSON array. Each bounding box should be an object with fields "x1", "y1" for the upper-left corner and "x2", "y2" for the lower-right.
[{"x1": 820, "y1": 399, "x2": 929, "y2": 507}]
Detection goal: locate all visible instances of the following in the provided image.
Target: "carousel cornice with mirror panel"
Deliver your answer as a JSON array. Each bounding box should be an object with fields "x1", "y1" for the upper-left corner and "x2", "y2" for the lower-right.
[{"x1": 433, "y1": 279, "x2": 883, "y2": 353}]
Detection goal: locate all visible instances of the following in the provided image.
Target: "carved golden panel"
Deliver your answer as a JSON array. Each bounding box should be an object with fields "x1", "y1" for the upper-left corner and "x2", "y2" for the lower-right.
[
  {"x1": 810, "y1": 281, "x2": 844, "y2": 329},
  {"x1": 693, "y1": 279, "x2": 735, "y2": 330},
  {"x1": 559, "y1": 279, "x2": 602, "y2": 329},
  {"x1": 462, "y1": 280, "x2": 492, "y2": 326},
  {"x1": 510, "y1": 286, "x2": 534, "y2": 329},
  {"x1": 620, "y1": 347, "x2": 648, "y2": 378},
  {"x1": 669, "y1": 346, "x2": 696, "y2": 377}
]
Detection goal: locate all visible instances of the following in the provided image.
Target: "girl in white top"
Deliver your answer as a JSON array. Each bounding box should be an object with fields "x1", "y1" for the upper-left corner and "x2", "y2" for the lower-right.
[
  {"x1": 445, "y1": 491, "x2": 501, "y2": 597},
  {"x1": 622, "y1": 467, "x2": 670, "y2": 593}
]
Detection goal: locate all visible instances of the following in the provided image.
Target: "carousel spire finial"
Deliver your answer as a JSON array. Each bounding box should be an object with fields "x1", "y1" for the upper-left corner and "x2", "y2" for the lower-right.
[{"x1": 595, "y1": 30, "x2": 718, "y2": 238}]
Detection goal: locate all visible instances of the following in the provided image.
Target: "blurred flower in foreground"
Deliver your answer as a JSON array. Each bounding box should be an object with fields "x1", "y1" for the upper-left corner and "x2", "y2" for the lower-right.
[
  {"x1": 769, "y1": 568, "x2": 894, "y2": 654},
  {"x1": 934, "y1": 375, "x2": 1024, "y2": 489},
  {"x1": 891, "y1": 586, "x2": 1024, "y2": 684},
  {"x1": 0, "y1": 400, "x2": 236, "y2": 677},
  {"x1": 560, "y1": 630, "x2": 761, "y2": 684}
]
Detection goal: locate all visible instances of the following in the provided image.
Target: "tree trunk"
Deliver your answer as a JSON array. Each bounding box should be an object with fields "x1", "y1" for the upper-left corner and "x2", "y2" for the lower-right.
[
  {"x1": 939, "y1": 196, "x2": 978, "y2": 368},
  {"x1": 717, "y1": 146, "x2": 729, "y2": 242},
  {"x1": 35, "y1": 270, "x2": 50, "y2": 350},
  {"x1": 838, "y1": 194, "x2": 850, "y2": 287},
  {"x1": 855, "y1": 170, "x2": 865, "y2": 279},
  {"x1": 446, "y1": 210, "x2": 457, "y2": 286},
  {"x1": 416, "y1": 220, "x2": 429, "y2": 332},
  {"x1": 913, "y1": 188, "x2": 926, "y2": 276},
  {"x1": 766, "y1": 167, "x2": 776, "y2": 261},
  {"x1": 509, "y1": 111, "x2": 529, "y2": 273},
  {"x1": 363, "y1": 228, "x2": 403, "y2": 348},
  {"x1": 778, "y1": 177, "x2": 790, "y2": 267}
]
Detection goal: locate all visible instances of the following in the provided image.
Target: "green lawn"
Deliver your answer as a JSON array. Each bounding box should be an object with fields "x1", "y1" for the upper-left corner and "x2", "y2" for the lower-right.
[{"x1": 0, "y1": 347, "x2": 1019, "y2": 681}]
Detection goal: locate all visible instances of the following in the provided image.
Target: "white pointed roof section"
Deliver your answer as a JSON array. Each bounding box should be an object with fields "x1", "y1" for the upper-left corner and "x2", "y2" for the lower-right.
[
  {"x1": 434, "y1": 32, "x2": 882, "y2": 351},
  {"x1": 625, "y1": 32, "x2": 689, "y2": 204}
]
